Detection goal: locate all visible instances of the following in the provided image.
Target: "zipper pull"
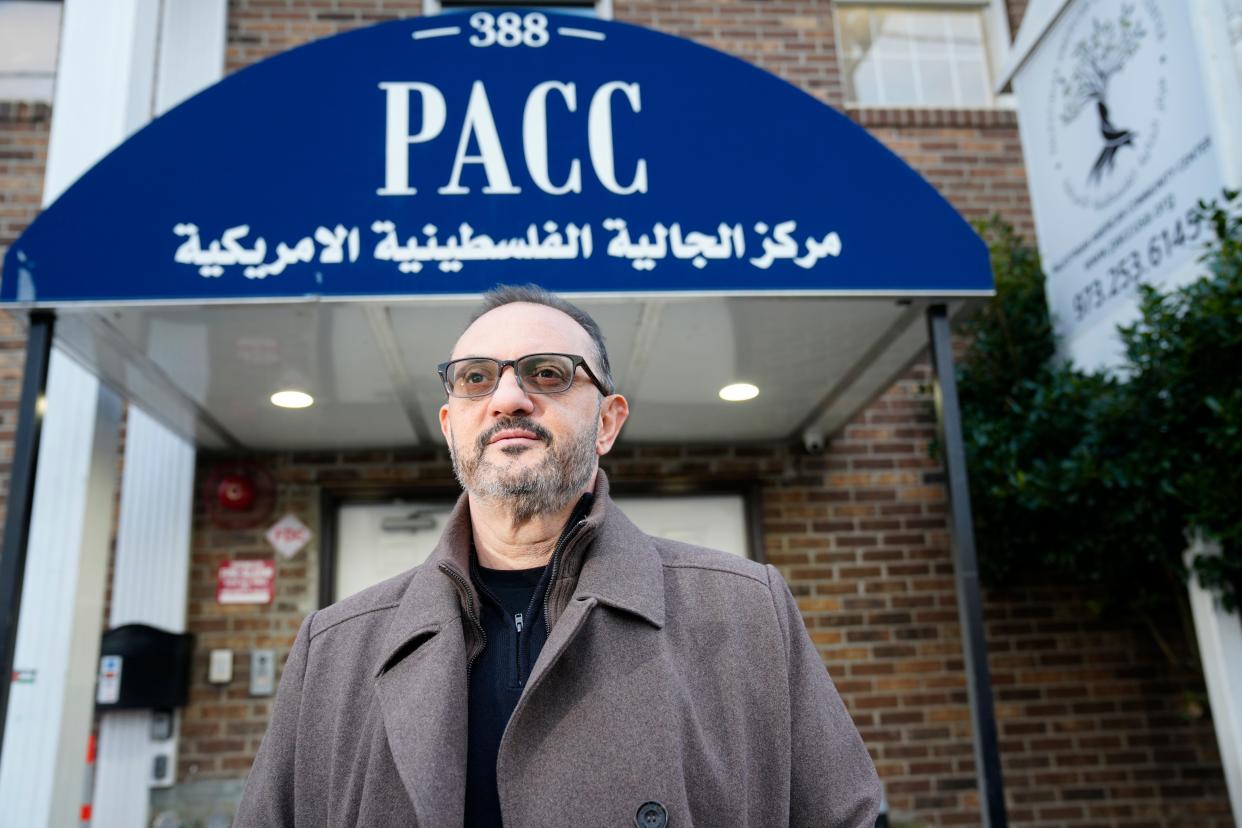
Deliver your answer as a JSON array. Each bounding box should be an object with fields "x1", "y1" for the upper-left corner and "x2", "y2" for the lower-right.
[{"x1": 515, "y1": 613, "x2": 524, "y2": 632}]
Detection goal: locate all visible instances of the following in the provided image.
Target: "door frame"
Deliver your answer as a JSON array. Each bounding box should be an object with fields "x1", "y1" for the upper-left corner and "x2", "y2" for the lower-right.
[
  {"x1": 318, "y1": 483, "x2": 461, "y2": 609},
  {"x1": 318, "y1": 478, "x2": 766, "y2": 609}
]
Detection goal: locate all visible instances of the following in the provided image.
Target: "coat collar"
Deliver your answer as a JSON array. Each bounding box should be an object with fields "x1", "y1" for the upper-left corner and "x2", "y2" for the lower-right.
[
  {"x1": 375, "y1": 468, "x2": 665, "y2": 676},
  {"x1": 570, "y1": 473, "x2": 666, "y2": 629},
  {"x1": 373, "y1": 493, "x2": 472, "y2": 677}
]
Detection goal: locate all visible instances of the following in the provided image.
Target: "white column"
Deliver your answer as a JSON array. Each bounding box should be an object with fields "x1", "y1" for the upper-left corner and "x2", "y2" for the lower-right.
[
  {"x1": 154, "y1": 0, "x2": 228, "y2": 116},
  {"x1": 83, "y1": 0, "x2": 226, "y2": 822},
  {"x1": 1186, "y1": 536, "x2": 1242, "y2": 825},
  {"x1": 18, "y1": 0, "x2": 226, "y2": 823},
  {"x1": 42, "y1": 0, "x2": 161, "y2": 205},
  {"x1": 93, "y1": 408, "x2": 196, "y2": 828},
  {"x1": 5, "y1": 4, "x2": 162, "y2": 823},
  {"x1": 0, "y1": 350, "x2": 122, "y2": 826}
]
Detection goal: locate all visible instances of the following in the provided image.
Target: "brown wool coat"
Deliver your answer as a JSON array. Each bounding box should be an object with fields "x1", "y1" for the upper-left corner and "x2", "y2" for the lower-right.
[{"x1": 235, "y1": 473, "x2": 881, "y2": 827}]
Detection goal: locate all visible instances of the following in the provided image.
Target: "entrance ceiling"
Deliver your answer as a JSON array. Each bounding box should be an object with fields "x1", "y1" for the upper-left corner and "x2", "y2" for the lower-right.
[{"x1": 50, "y1": 296, "x2": 966, "y2": 451}]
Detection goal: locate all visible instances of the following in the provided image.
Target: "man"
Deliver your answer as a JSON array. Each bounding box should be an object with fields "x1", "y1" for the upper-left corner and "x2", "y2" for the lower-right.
[{"x1": 236, "y1": 285, "x2": 881, "y2": 827}]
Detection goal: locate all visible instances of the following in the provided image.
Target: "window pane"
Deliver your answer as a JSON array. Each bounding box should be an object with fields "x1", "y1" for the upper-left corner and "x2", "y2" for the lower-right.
[
  {"x1": 878, "y1": 57, "x2": 917, "y2": 103},
  {"x1": 956, "y1": 61, "x2": 990, "y2": 106},
  {"x1": 872, "y1": 10, "x2": 916, "y2": 58},
  {"x1": 837, "y1": 4, "x2": 993, "y2": 107},
  {"x1": 0, "y1": 1, "x2": 62, "y2": 101},
  {"x1": 838, "y1": 8, "x2": 877, "y2": 101},
  {"x1": 921, "y1": 58, "x2": 955, "y2": 106},
  {"x1": 920, "y1": 31, "x2": 949, "y2": 61},
  {"x1": 438, "y1": 2, "x2": 600, "y2": 15},
  {"x1": 853, "y1": 58, "x2": 880, "y2": 103},
  {"x1": 945, "y1": 9, "x2": 978, "y2": 38}
]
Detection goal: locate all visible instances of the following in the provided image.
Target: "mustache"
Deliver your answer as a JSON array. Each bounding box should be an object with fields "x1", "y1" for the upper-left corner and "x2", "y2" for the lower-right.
[{"x1": 476, "y1": 417, "x2": 553, "y2": 452}]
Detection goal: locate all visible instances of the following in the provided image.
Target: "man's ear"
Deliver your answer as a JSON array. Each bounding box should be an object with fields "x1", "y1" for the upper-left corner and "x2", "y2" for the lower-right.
[
  {"x1": 595, "y1": 394, "x2": 629, "y2": 456},
  {"x1": 439, "y1": 403, "x2": 451, "y2": 443}
]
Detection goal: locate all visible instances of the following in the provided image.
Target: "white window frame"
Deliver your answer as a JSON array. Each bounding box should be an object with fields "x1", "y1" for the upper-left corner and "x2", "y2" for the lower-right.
[
  {"x1": 424, "y1": 0, "x2": 612, "y2": 19},
  {"x1": 834, "y1": 0, "x2": 1015, "y2": 109}
]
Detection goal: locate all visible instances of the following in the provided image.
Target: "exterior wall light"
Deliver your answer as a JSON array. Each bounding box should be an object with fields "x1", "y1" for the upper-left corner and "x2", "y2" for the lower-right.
[
  {"x1": 270, "y1": 390, "x2": 314, "y2": 409},
  {"x1": 718, "y1": 383, "x2": 759, "y2": 402}
]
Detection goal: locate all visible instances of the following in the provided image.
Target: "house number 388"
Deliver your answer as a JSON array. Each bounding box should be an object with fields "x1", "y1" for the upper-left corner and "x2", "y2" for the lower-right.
[{"x1": 469, "y1": 12, "x2": 549, "y2": 47}]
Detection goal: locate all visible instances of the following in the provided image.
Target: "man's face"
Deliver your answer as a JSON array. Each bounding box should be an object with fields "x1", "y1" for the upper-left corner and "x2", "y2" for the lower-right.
[{"x1": 438, "y1": 302, "x2": 628, "y2": 523}]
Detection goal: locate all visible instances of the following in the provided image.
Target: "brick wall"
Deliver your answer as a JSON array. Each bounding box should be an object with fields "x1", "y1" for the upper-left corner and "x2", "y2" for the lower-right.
[
  {"x1": 0, "y1": 311, "x2": 28, "y2": 529},
  {"x1": 180, "y1": 367, "x2": 1231, "y2": 826},
  {"x1": 0, "y1": 102, "x2": 50, "y2": 527},
  {"x1": 182, "y1": 466, "x2": 323, "y2": 779},
  {"x1": 225, "y1": 0, "x2": 425, "y2": 72},
  {"x1": 616, "y1": 0, "x2": 845, "y2": 105},
  {"x1": 1008, "y1": 0, "x2": 1031, "y2": 37},
  {"x1": 985, "y1": 587, "x2": 1228, "y2": 825},
  {"x1": 852, "y1": 111, "x2": 1035, "y2": 240},
  {"x1": 0, "y1": 103, "x2": 47, "y2": 251}
]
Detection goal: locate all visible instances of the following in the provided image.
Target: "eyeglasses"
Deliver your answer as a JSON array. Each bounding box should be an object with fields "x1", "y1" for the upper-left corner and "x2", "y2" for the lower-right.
[{"x1": 437, "y1": 352, "x2": 612, "y2": 398}]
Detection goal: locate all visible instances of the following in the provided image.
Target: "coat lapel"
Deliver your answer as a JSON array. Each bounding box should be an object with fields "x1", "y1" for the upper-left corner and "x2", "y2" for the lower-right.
[
  {"x1": 497, "y1": 489, "x2": 669, "y2": 816},
  {"x1": 374, "y1": 618, "x2": 468, "y2": 826},
  {"x1": 572, "y1": 492, "x2": 666, "y2": 629},
  {"x1": 520, "y1": 490, "x2": 667, "y2": 700},
  {"x1": 372, "y1": 495, "x2": 476, "y2": 825}
]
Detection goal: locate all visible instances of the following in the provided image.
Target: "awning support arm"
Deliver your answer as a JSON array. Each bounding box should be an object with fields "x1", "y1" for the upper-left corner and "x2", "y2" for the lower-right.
[
  {"x1": 0, "y1": 310, "x2": 56, "y2": 758},
  {"x1": 926, "y1": 304, "x2": 1008, "y2": 827}
]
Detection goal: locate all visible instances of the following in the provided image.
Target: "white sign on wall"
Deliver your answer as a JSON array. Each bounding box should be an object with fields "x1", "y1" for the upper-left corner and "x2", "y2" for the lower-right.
[
  {"x1": 1013, "y1": 0, "x2": 1226, "y2": 368},
  {"x1": 266, "y1": 513, "x2": 312, "y2": 559},
  {"x1": 216, "y1": 560, "x2": 275, "y2": 605},
  {"x1": 96, "y1": 655, "x2": 122, "y2": 705}
]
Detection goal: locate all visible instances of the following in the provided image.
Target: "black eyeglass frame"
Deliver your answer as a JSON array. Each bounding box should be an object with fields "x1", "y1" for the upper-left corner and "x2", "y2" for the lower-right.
[{"x1": 436, "y1": 352, "x2": 613, "y2": 398}]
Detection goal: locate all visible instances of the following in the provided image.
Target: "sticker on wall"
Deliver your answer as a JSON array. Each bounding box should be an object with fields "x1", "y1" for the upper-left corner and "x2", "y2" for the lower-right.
[
  {"x1": 265, "y1": 513, "x2": 312, "y2": 559},
  {"x1": 97, "y1": 655, "x2": 122, "y2": 704},
  {"x1": 216, "y1": 559, "x2": 276, "y2": 605}
]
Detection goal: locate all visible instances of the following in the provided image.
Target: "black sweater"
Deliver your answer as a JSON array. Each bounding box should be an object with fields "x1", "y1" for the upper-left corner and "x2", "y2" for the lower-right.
[{"x1": 464, "y1": 494, "x2": 594, "y2": 827}]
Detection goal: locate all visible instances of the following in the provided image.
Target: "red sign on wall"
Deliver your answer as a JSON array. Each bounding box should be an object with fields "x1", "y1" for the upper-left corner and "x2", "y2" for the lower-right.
[
  {"x1": 217, "y1": 559, "x2": 275, "y2": 605},
  {"x1": 266, "y1": 513, "x2": 312, "y2": 559}
]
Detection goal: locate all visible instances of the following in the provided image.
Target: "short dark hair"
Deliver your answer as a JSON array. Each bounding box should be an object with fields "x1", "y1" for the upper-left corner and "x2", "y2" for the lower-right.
[{"x1": 469, "y1": 284, "x2": 615, "y2": 394}]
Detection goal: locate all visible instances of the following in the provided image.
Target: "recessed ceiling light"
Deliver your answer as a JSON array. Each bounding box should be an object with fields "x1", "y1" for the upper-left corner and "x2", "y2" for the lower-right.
[
  {"x1": 719, "y1": 383, "x2": 759, "y2": 402},
  {"x1": 271, "y1": 390, "x2": 314, "y2": 409}
]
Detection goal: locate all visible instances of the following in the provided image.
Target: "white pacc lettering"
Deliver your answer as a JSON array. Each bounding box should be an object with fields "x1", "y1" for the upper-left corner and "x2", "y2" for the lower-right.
[
  {"x1": 439, "y1": 80, "x2": 521, "y2": 195},
  {"x1": 379, "y1": 80, "x2": 646, "y2": 197},
  {"x1": 587, "y1": 81, "x2": 647, "y2": 195},
  {"x1": 377, "y1": 82, "x2": 446, "y2": 196},
  {"x1": 523, "y1": 81, "x2": 582, "y2": 195}
]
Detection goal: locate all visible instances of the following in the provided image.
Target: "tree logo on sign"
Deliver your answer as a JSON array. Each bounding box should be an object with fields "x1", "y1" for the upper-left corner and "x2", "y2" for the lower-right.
[
  {"x1": 1046, "y1": 0, "x2": 1166, "y2": 211},
  {"x1": 1055, "y1": 3, "x2": 1146, "y2": 185}
]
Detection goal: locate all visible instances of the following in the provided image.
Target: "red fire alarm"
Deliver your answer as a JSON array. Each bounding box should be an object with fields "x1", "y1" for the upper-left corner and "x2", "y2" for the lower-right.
[{"x1": 216, "y1": 474, "x2": 256, "y2": 512}]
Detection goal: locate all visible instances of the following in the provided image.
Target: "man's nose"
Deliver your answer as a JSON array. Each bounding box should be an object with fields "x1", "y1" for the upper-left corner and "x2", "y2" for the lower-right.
[{"x1": 490, "y1": 365, "x2": 535, "y2": 415}]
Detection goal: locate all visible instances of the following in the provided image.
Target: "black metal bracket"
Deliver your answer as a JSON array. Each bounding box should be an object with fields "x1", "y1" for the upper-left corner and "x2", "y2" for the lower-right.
[
  {"x1": 926, "y1": 304, "x2": 1008, "y2": 827},
  {"x1": 0, "y1": 310, "x2": 55, "y2": 758}
]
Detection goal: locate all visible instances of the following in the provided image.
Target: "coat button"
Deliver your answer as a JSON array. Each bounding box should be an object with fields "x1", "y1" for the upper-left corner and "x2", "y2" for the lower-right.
[{"x1": 635, "y1": 801, "x2": 668, "y2": 828}]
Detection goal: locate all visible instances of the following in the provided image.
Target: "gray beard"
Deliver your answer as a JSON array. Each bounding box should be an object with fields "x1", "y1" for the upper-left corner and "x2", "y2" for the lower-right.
[{"x1": 450, "y1": 415, "x2": 598, "y2": 525}]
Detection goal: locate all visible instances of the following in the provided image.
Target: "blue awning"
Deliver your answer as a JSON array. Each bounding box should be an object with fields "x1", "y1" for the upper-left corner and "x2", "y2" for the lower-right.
[{"x1": 2, "y1": 12, "x2": 991, "y2": 306}]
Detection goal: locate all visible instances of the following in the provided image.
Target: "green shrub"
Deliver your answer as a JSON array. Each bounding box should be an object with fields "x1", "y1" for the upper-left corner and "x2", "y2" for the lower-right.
[{"x1": 957, "y1": 192, "x2": 1241, "y2": 632}]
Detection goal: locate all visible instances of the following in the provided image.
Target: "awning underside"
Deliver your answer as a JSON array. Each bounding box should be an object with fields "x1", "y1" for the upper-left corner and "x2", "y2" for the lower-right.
[{"x1": 51, "y1": 296, "x2": 967, "y2": 451}]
